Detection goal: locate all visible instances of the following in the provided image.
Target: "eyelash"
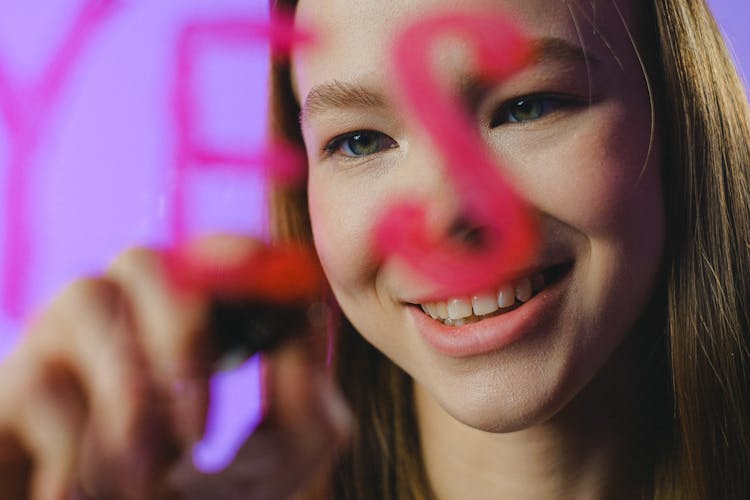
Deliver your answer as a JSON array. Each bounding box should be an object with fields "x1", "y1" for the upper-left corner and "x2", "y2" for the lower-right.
[
  {"x1": 323, "y1": 130, "x2": 398, "y2": 159},
  {"x1": 322, "y1": 94, "x2": 582, "y2": 159},
  {"x1": 490, "y1": 93, "x2": 581, "y2": 127}
]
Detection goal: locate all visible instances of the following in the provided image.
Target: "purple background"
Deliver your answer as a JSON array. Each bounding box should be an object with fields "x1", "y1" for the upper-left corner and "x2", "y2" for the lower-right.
[
  {"x1": 0, "y1": 0, "x2": 270, "y2": 472},
  {"x1": 0, "y1": 0, "x2": 747, "y2": 473}
]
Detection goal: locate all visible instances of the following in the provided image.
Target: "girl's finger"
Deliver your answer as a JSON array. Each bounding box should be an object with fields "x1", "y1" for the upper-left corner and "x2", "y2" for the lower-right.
[
  {"x1": 169, "y1": 341, "x2": 351, "y2": 500},
  {"x1": 18, "y1": 278, "x2": 177, "y2": 497},
  {"x1": 106, "y1": 236, "x2": 323, "y2": 443},
  {"x1": 17, "y1": 365, "x2": 86, "y2": 500},
  {"x1": 106, "y1": 245, "x2": 213, "y2": 443}
]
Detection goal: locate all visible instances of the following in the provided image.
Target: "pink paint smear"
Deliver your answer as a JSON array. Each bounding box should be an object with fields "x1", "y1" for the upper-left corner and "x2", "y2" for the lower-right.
[
  {"x1": 374, "y1": 10, "x2": 539, "y2": 298},
  {"x1": 169, "y1": 11, "x2": 314, "y2": 244},
  {"x1": 0, "y1": 0, "x2": 121, "y2": 319}
]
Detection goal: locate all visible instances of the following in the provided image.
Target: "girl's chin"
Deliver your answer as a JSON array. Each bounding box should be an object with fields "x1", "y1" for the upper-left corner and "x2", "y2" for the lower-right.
[{"x1": 415, "y1": 372, "x2": 574, "y2": 434}]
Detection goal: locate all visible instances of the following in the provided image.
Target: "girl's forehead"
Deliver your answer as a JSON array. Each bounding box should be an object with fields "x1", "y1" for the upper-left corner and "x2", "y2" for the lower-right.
[
  {"x1": 294, "y1": 0, "x2": 641, "y2": 43},
  {"x1": 292, "y1": 0, "x2": 644, "y2": 97},
  {"x1": 296, "y1": 0, "x2": 574, "y2": 54}
]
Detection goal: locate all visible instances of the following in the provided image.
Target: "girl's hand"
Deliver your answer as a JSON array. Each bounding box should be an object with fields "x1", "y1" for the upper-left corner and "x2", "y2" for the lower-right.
[{"x1": 0, "y1": 236, "x2": 350, "y2": 500}]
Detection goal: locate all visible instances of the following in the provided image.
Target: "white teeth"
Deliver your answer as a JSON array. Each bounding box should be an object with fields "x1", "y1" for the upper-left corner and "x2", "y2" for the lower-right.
[
  {"x1": 472, "y1": 293, "x2": 499, "y2": 316},
  {"x1": 447, "y1": 298, "x2": 473, "y2": 319},
  {"x1": 515, "y1": 277, "x2": 533, "y2": 302},
  {"x1": 497, "y1": 285, "x2": 515, "y2": 308},
  {"x1": 418, "y1": 269, "x2": 552, "y2": 324},
  {"x1": 423, "y1": 303, "x2": 438, "y2": 319},
  {"x1": 437, "y1": 302, "x2": 449, "y2": 319}
]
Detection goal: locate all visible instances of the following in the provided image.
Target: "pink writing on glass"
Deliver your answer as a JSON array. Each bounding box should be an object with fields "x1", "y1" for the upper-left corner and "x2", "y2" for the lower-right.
[
  {"x1": 170, "y1": 13, "x2": 314, "y2": 244},
  {"x1": 374, "y1": 10, "x2": 538, "y2": 297},
  {"x1": 0, "y1": 0, "x2": 120, "y2": 319}
]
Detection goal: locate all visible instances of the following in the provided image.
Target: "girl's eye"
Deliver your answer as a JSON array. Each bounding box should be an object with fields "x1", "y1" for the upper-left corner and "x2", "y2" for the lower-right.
[
  {"x1": 490, "y1": 95, "x2": 575, "y2": 127},
  {"x1": 324, "y1": 130, "x2": 398, "y2": 158}
]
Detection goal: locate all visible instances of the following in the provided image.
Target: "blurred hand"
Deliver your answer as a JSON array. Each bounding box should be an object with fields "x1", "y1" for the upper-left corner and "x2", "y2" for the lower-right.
[{"x1": 0, "y1": 235, "x2": 350, "y2": 500}]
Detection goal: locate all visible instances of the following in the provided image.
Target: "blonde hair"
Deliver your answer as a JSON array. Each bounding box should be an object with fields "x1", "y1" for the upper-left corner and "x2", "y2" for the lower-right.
[
  {"x1": 654, "y1": 1, "x2": 750, "y2": 497},
  {"x1": 268, "y1": 0, "x2": 750, "y2": 497}
]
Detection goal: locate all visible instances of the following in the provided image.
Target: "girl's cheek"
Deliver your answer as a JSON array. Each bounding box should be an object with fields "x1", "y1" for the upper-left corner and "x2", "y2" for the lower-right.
[
  {"x1": 308, "y1": 177, "x2": 381, "y2": 292},
  {"x1": 508, "y1": 102, "x2": 656, "y2": 235}
]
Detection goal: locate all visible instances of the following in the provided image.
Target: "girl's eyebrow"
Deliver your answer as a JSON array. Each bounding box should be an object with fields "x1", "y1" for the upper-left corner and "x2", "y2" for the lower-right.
[
  {"x1": 300, "y1": 80, "x2": 386, "y2": 125},
  {"x1": 532, "y1": 36, "x2": 600, "y2": 67},
  {"x1": 299, "y1": 37, "x2": 597, "y2": 125}
]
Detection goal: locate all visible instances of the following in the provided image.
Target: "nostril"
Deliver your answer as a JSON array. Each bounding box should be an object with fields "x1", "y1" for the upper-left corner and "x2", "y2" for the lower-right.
[{"x1": 448, "y1": 216, "x2": 487, "y2": 249}]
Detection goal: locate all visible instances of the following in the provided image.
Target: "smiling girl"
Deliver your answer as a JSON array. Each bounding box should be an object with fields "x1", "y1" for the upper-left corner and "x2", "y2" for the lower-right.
[
  {"x1": 0, "y1": 0, "x2": 748, "y2": 499},
  {"x1": 271, "y1": 0, "x2": 750, "y2": 498}
]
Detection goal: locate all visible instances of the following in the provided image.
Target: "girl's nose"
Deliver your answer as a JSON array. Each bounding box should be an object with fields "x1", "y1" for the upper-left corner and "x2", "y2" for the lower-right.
[
  {"x1": 448, "y1": 215, "x2": 488, "y2": 249},
  {"x1": 395, "y1": 138, "x2": 491, "y2": 250}
]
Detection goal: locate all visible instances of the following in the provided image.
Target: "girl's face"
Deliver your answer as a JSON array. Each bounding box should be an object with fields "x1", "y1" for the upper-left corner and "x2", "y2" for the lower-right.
[{"x1": 293, "y1": 0, "x2": 664, "y2": 432}]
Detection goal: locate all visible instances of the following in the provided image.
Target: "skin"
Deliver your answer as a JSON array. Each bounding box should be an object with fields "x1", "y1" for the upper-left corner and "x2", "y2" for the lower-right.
[
  {"x1": 294, "y1": 0, "x2": 664, "y2": 498},
  {"x1": 0, "y1": 0, "x2": 663, "y2": 498},
  {"x1": 0, "y1": 236, "x2": 351, "y2": 499}
]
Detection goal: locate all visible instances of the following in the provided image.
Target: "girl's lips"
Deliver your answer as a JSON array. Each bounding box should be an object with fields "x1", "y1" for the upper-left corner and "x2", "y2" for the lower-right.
[{"x1": 407, "y1": 265, "x2": 572, "y2": 358}]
